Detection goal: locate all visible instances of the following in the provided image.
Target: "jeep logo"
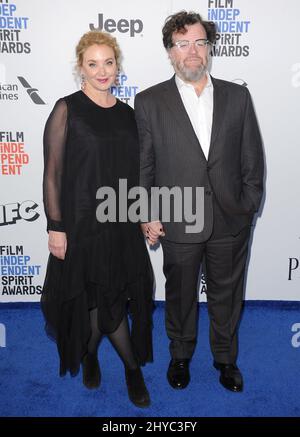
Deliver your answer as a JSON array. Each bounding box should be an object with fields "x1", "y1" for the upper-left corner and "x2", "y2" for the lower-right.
[{"x1": 90, "y1": 13, "x2": 143, "y2": 37}]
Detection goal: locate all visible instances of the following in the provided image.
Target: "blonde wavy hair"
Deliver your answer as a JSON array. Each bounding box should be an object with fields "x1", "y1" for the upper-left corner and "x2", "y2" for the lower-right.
[{"x1": 76, "y1": 30, "x2": 122, "y2": 70}]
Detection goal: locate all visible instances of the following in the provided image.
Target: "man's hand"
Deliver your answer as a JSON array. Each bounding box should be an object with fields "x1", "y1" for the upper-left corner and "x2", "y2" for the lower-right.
[
  {"x1": 141, "y1": 221, "x2": 165, "y2": 246},
  {"x1": 48, "y1": 231, "x2": 67, "y2": 260}
]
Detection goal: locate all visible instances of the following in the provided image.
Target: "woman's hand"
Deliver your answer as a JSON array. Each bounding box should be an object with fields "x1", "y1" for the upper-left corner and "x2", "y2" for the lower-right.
[{"x1": 48, "y1": 231, "x2": 67, "y2": 260}]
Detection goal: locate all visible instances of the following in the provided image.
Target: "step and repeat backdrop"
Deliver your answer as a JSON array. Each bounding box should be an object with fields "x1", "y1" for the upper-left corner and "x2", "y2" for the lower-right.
[{"x1": 1, "y1": 0, "x2": 300, "y2": 302}]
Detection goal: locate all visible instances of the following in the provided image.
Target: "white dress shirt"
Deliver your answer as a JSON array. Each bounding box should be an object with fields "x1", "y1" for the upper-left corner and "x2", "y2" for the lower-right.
[{"x1": 175, "y1": 72, "x2": 214, "y2": 160}]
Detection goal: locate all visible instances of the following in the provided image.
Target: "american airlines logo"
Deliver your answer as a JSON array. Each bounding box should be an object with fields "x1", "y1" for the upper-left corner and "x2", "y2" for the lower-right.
[{"x1": 17, "y1": 77, "x2": 45, "y2": 104}]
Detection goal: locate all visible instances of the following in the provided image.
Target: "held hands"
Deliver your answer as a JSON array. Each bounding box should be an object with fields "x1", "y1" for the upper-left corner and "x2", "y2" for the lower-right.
[
  {"x1": 141, "y1": 221, "x2": 165, "y2": 246},
  {"x1": 48, "y1": 231, "x2": 67, "y2": 260}
]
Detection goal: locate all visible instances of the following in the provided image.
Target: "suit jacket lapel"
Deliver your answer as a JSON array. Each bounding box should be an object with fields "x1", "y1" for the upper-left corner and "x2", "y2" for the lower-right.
[
  {"x1": 208, "y1": 76, "x2": 228, "y2": 162},
  {"x1": 161, "y1": 76, "x2": 207, "y2": 162}
]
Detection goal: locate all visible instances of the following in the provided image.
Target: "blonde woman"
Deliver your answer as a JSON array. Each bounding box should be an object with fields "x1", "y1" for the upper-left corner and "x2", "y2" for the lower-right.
[{"x1": 42, "y1": 31, "x2": 153, "y2": 408}]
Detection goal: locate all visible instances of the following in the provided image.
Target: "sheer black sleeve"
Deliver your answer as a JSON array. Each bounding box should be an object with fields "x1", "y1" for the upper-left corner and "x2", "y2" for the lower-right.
[{"x1": 43, "y1": 98, "x2": 68, "y2": 232}]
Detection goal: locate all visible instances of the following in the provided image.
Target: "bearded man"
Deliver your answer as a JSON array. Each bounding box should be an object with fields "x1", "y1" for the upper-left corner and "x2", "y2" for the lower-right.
[{"x1": 134, "y1": 11, "x2": 264, "y2": 393}]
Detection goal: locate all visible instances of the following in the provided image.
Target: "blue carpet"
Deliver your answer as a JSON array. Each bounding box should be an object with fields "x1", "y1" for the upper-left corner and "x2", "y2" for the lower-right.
[{"x1": 0, "y1": 302, "x2": 299, "y2": 417}]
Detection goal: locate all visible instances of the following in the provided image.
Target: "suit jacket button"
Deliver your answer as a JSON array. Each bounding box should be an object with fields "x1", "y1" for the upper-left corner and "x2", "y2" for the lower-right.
[{"x1": 206, "y1": 190, "x2": 212, "y2": 196}]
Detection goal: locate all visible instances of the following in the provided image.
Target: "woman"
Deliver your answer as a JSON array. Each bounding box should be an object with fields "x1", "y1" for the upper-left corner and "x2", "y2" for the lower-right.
[{"x1": 42, "y1": 31, "x2": 153, "y2": 408}]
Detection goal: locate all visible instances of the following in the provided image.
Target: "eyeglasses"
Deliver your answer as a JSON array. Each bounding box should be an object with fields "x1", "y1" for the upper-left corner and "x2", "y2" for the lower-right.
[{"x1": 173, "y1": 39, "x2": 210, "y2": 50}]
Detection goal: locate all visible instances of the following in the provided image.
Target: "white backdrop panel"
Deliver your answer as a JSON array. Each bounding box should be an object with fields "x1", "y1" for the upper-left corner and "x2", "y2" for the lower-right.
[{"x1": 1, "y1": 0, "x2": 299, "y2": 301}]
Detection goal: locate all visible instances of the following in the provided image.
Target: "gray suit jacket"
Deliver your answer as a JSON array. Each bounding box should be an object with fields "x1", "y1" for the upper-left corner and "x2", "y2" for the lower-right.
[{"x1": 134, "y1": 75, "x2": 264, "y2": 243}]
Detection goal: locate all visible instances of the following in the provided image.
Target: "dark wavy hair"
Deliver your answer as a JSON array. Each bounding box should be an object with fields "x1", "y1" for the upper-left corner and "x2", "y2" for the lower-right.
[{"x1": 162, "y1": 11, "x2": 216, "y2": 49}]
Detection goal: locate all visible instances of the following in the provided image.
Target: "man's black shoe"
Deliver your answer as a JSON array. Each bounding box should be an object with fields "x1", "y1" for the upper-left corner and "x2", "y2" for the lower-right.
[
  {"x1": 167, "y1": 359, "x2": 190, "y2": 389},
  {"x1": 213, "y1": 361, "x2": 243, "y2": 392}
]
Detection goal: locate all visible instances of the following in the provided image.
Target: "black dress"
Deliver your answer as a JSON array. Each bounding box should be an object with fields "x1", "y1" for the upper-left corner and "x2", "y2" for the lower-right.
[{"x1": 42, "y1": 91, "x2": 153, "y2": 376}]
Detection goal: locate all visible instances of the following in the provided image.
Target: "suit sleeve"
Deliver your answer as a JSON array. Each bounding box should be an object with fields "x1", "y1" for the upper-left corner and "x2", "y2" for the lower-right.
[
  {"x1": 134, "y1": 94, "x2": 159, "y2": 222},
  {"x1": 43, "y1": 99, "x2": 68, "y2": 232},
  {"x1": 240, "y1": 88, "x2": 264, "y2": 213}
]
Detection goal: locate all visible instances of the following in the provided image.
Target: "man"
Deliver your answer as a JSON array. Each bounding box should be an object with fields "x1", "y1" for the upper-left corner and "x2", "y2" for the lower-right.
[{"x1": 134, "y1": 11, "x2": 264, "y2": 392}]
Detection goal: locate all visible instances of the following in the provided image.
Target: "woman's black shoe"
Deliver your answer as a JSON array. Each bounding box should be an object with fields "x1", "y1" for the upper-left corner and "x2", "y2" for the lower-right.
[
  {"x1": 82, "y1": 353, "x2": 101, "y2": 389},
  {"x1": 125, "y1": 367, "x2": 150, "y2": 408}
]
